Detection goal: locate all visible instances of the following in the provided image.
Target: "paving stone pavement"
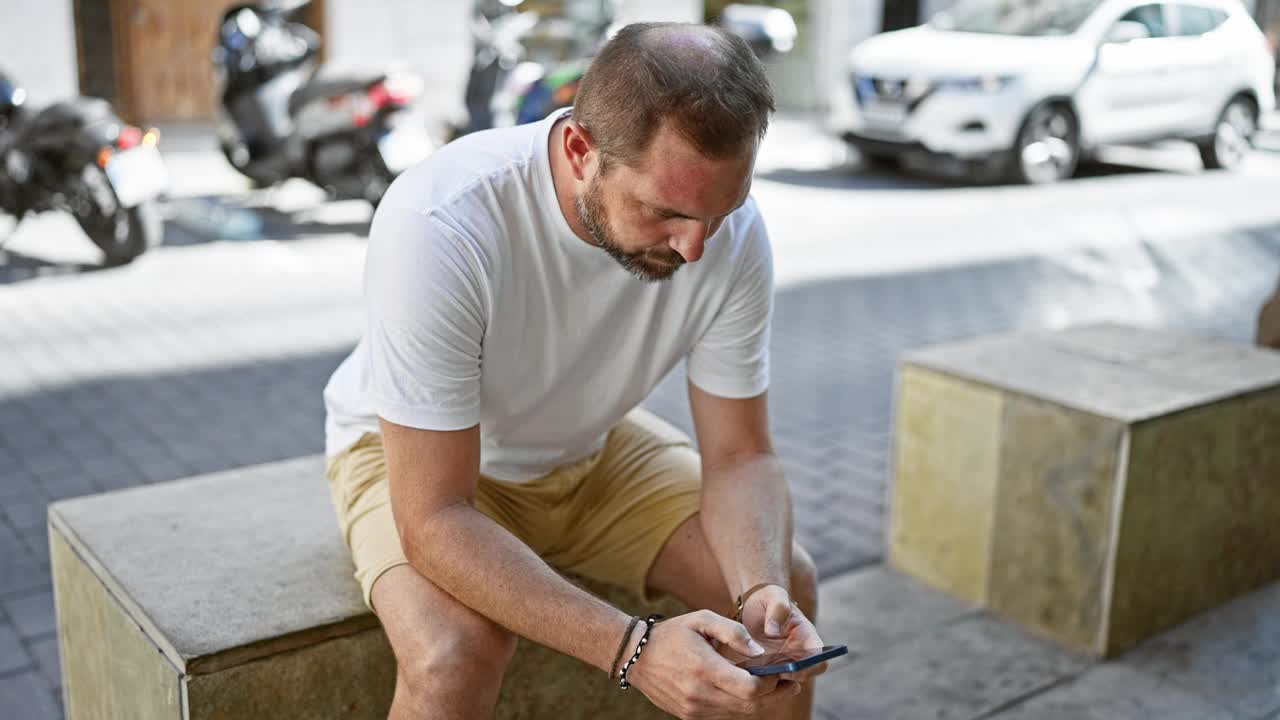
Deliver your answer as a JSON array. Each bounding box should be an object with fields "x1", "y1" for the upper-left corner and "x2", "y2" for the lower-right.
[{"x1": 1, "y1": 180, "x2": 1279, "y2": 716}]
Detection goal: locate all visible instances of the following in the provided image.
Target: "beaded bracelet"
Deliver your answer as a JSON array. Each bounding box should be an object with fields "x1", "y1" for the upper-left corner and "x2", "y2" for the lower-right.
[
  {"x1": 609, "y1": 616, "x2": 642, "y2": 679},
  {"x1": 618, "y1": 613, "x2": 663, "y2": 690}
]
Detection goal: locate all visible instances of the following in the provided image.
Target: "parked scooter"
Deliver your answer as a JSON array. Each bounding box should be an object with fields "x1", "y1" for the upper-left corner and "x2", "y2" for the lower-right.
[
  {"x1": 212, "y1": 0, "x2": 432, "y2": 205},
  {"x1": 0, "y1": 69, "x2": 166, "y2": 265},
  {"x1": 455, "y1": 2, "x2": 798, "y2": 136}
]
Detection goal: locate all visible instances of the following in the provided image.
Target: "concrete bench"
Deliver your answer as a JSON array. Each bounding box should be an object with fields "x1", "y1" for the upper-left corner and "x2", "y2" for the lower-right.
[
  {"x1": 889, "y1": 323, "x2": 1280, "y2": 657},
  {"x1": 49, "y1": 456, "x2": 686, "y2": 719}
]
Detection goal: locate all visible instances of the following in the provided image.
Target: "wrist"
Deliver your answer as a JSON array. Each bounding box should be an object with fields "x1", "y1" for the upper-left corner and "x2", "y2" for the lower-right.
[
  {"x1": 735, "y1": 581, "x2": 790, "y2": 621},
  {"x1": 608, "y1": 615, "x2": 642, "y2": 678},
  {"x1": 617, "y1": 614, "x2": 662, "y2": 690}
]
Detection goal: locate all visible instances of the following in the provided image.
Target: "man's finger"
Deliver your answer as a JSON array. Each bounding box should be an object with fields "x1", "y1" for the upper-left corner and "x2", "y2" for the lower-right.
[
  {"x1": 709, "y1": 659, "x2": 811, "y2": 702},
  {"x1": 689, "y1": 610, "x2": 765, "y2": 658}
]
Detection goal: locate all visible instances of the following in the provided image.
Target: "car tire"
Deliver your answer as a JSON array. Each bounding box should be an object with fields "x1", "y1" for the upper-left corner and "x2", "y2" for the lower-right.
[
  {"x1": 1009, "y1": 102, "x2": 1080, "y2": 185},
  {"x1": 856, "y1": 150, "x2": 900, "y2": 173},
  {"x1": 1198, "y1": 96, "x2": 1257, "y2": 171}
]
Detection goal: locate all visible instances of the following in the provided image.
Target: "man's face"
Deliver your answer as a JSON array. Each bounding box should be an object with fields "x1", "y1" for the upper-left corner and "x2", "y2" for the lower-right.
[{"x1": 574, "y1": 122, "x2": 755, "y2": 282}]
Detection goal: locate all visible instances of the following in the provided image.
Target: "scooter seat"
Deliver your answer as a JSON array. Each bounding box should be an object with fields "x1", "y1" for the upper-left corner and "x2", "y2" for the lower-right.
[{"x1": 287, "y1": 75, "x2": 385, "y2": 115}]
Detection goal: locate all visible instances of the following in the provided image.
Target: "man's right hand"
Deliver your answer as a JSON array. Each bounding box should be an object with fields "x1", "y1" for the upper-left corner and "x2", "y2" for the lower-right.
[{"x1": 625, "y1": 610, "x2": 802, "y2": 719}]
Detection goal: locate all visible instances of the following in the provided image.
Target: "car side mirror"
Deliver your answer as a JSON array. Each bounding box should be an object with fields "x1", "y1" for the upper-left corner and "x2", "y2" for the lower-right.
[{"x1": 1105, "y1": 20, "x2": 1151, "y2": 43}]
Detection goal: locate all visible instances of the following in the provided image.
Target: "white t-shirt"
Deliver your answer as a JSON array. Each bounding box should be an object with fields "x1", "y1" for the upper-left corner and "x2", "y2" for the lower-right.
[{"x1": 323, "y1": 109, "x2": 773, "y2": 483}]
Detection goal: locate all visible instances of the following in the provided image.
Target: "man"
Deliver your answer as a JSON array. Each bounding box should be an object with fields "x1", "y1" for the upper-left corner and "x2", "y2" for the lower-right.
[{"x1": 323, "y1": 22, "x2": 824, "y2": 719}]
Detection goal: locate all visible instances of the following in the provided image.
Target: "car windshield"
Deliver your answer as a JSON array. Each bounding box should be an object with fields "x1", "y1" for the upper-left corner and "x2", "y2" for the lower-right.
[{"x1": 932, "y1": 0, "x2": 1105, "y2": 36}]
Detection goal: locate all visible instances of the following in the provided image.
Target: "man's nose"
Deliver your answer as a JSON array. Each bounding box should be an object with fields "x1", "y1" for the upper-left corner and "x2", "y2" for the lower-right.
[{"x1": 669, "y1": 220, "x2": 710, "y2": 263}]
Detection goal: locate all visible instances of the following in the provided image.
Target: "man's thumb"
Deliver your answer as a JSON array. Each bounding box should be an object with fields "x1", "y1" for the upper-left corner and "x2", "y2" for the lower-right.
[
  {"x1": 692, "y1": 611, "x2": 765, "y2": 657},
  {"x1": 766, "y1": 601, "x2": 792, "y2": 637}
]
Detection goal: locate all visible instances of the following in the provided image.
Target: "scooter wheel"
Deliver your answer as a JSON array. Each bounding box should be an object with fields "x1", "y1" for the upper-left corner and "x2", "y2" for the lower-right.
[{"x1": 361, "y1": 155, "x2": 395, "y2": 208}]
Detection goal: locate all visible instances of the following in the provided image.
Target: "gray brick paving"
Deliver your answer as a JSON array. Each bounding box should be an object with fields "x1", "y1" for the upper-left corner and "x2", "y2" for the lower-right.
[
  {"x1": 27, "y1": 636, "x2": 59, "y2": 690},
  {"x1": 0, "y1": 671, "x2": 59, "y2": 720},
  {"x1": 0, "y1": 622, "x2": 31, "y2": 676},
  {"x1": 2, "y1": 589, "x2": 56, "y2": 641},
  {"x1": 0, "y1": 523, "x2": 45, "y2": 598}
]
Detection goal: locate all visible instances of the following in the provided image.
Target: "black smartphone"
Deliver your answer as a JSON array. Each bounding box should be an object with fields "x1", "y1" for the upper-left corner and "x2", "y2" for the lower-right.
[{"x1": 735, "y1": 644, "x2": 849, "y2": 676}]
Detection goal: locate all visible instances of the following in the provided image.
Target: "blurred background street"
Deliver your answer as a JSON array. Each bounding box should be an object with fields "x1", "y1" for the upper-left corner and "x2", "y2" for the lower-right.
[{"x1": 3, "y1": 0, "x2": 1280, "y2": 718}]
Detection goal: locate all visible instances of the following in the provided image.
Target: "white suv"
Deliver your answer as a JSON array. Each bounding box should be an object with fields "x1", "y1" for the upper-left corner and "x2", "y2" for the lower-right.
[{"x1": 828, "y1": 0, "x2": 1276, "y2": 183}]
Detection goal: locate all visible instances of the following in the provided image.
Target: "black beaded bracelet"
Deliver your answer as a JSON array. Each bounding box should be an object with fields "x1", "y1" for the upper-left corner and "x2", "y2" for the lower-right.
[{"x1": 618, "y1": 613, "x2": 663, "y2": 690}]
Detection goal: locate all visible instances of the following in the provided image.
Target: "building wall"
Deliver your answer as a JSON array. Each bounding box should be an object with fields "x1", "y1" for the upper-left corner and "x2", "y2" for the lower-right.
[{"x1": 1, "y1": 0, "x2": 79, "y2": 107}]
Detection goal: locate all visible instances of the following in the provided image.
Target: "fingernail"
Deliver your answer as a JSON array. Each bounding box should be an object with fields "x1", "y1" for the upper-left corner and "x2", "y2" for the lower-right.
[
  {"x1": 766, "y1": 621, "x2": 781, "y2": 636},
  {"x1": 748, "y1": 639, "x2": 765, "y2": 656}
]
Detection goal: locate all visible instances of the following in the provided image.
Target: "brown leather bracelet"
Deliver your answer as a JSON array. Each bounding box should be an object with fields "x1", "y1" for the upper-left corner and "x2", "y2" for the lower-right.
[
  {"x1": 609, "y1": 616, "x2": 641, "y2": 679},
  {"x1": 734, "y1": 582, "x2": 788, "y2": 622}
]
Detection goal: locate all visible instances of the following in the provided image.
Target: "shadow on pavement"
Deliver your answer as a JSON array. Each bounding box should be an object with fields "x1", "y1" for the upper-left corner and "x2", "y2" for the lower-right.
[
  {"x1": 163, "y1": 195, "x2": 373, "y2": 246},
  {"x1": 0, "y1": 247, "x2": 112, "y2": 285},
  {"x1": 757, "y1": 165, "x2": 951, "y2": 191},
  {"x1": 758, "y1": 155, "x2": 1170, "y2": 191},
  {"x1": 1073, "y1": 159, "x2": 1173, "y2": 179}
]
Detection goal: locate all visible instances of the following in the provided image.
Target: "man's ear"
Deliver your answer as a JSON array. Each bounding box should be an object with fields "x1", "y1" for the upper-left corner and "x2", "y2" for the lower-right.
[{"x1": 562, "y1": 121, "x2": 596, "y2": 182}]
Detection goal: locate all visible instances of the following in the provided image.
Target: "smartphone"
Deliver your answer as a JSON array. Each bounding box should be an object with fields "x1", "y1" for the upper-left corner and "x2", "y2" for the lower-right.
[{"x1": 735, "y1": 644, "x2": 849, "y2": 676}]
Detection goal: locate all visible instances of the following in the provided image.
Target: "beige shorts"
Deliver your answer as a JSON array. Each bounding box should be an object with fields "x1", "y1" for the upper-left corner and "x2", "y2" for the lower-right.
[{"x1": 324, "y1": 408, "x2": 703, "y2": 614}]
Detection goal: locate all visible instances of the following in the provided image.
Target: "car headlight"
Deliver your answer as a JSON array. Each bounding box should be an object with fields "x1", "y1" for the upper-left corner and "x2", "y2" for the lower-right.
[{"x1": 935, "y1": 75, "x2": 1018, "y2": 93}]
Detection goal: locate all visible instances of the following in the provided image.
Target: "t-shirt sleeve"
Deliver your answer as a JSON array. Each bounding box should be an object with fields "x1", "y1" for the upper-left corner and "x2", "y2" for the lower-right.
[
  {"x1": 363, "y1": 208, "x2": 488, "y2": 431},
  {"x1": 686, "y1": 207, "x2": 773, "y2": 399}
]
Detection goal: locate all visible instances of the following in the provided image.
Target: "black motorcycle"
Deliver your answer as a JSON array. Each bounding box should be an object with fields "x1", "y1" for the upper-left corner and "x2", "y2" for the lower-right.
[
  {"x1": 0, "y1": 70, "x2": 166, "y2": 266},
  {"x1": 212, "y1": 0, "x2": 433, "y2": 205}
]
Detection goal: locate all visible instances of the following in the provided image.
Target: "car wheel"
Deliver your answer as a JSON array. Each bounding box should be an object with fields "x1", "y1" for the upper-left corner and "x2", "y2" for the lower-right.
[
  {"x1": 1198, "y1": 96, "x2": 1256, "y2": 171},
  {"x1": 1010, "y1": 103, "x2": 1079, "y2": 185}
]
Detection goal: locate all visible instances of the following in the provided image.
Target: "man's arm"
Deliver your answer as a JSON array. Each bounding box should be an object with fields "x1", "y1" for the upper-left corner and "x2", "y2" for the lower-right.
[
  {"x1": 687, "y1": 384, "x2": 791, "y2": 605},
  {"x1": 379, "y1": 417, "x2": 629, "y2": 673}
]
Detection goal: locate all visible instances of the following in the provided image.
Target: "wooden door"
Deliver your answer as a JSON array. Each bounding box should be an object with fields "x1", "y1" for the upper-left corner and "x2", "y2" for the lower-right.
[{"x1": 76, "y1": 0, "x2": 325, "y2": 123}]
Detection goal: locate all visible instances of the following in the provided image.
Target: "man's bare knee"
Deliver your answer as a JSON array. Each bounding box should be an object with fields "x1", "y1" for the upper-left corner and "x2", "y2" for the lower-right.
[
  {"x1": 373, "y1": 566, "x2": 517, "y2": 715},
  {"x1": 394, "y1": 610, "x2": 517, "y2": 687}
]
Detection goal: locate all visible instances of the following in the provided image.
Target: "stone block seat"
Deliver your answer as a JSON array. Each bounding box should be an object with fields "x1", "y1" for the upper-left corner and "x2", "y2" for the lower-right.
[
  {"x1": 48, "y1": 456, "x2": 686, "y2": 719},
  {"x1": 890, "y1": 323, "x2": 1280, "y2": 657}
]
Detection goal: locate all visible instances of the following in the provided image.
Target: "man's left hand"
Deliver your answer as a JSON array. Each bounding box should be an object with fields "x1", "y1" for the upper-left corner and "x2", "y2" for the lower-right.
[{"x1": 736, "y1": 584, "x2": 828, "y2": 686}]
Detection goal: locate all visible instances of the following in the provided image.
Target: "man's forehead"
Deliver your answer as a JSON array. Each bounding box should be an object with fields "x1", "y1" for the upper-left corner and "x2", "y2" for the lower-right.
[{"x1": 630, "y1": 127, "x2": 754, "y2": 216}]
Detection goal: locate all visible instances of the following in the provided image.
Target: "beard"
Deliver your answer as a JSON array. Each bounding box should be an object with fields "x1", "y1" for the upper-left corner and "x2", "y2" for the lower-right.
[{"x1": 575, "y1": 176, "x2": 685, "y2": 283}]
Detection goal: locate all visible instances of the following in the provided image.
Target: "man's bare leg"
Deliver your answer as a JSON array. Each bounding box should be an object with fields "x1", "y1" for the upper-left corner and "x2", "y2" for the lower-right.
[
  {"x1": 371, "y1": 564, "x2": 519, "y2": 719},
  {"x1": 645, "y1": 514, "x2": 821, "y2": 720}
]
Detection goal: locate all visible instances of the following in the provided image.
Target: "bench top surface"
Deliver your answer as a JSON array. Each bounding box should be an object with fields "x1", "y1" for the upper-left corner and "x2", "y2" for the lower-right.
[
  {"x1": 50, "y1": 455, "x2": 369, "y2": 668},
  {"x1": 903, "y1": 323, "x2": 1280, "y2": 421}
]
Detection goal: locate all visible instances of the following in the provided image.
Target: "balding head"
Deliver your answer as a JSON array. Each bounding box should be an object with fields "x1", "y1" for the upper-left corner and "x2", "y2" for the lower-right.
[{"x1": 572, "y1": 22, "x2": 775, "y2": 168}]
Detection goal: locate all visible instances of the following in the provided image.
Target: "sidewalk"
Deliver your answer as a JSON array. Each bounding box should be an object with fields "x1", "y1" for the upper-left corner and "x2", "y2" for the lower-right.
[{"x1": 1, "y1": 140, "x2": 1279, "y2": 718}]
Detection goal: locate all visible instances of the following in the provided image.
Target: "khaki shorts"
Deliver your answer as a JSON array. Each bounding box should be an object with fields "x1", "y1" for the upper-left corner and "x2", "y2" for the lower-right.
[{"x1": 325, "y1": 408, "x2": 703, "y2": 614}]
